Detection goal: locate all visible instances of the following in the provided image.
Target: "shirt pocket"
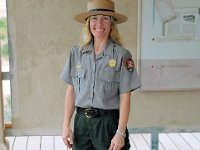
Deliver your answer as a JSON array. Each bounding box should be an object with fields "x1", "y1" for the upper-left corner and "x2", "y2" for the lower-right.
[
  {"x1": 98, "y1": 69, "x2": 120, "y2": 98},
  {"x1": 70, "y1": 68, "x2": 86, "y2": 94}
]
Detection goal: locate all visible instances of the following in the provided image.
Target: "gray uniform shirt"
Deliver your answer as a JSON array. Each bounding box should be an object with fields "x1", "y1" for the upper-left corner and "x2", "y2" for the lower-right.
[{"x1": 60, "y1": 39, "x2": 141, "y2": 109}]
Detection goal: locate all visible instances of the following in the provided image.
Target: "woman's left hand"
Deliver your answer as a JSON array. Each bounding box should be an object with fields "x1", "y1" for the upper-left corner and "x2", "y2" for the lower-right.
[{"x1": 109, "y1": 133, "x2": 125, "y2": 150}]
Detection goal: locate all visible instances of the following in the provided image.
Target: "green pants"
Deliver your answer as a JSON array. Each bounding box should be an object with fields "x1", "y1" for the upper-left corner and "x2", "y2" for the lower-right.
[{"x1": 72, "y1": 111, "x2": 130, "y2": 150}]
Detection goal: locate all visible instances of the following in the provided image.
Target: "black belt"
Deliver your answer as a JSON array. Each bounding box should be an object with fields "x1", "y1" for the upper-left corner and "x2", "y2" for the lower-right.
[{"x1": 76, "y1": 107, "x2": 119, "y2": 118}]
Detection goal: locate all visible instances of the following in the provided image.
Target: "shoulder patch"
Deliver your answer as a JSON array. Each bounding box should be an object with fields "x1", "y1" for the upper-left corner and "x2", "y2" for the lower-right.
[{"x1": 124, "y1": 58, "x2": 135, "y2": 72}]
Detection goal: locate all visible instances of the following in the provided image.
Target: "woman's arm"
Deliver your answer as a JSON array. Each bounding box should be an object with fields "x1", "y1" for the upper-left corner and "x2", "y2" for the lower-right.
[
  {"x1": 118, "y1": 92, "x2": 131, "y2": 133},
  {"x1": 62, "y1": 84, "x2": 75, "y2": 149},
  {"x1": 109, "y1": 92, "x2": 131, "y2": 150}
]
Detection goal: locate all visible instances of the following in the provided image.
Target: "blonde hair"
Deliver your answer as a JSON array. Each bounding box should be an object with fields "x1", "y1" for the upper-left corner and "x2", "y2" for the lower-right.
[{"x1": 79, "y1": 16, "x2": 121, "y2": 49}]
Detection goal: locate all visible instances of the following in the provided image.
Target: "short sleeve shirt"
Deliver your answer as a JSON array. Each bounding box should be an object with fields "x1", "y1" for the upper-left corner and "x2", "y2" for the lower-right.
[{"x1": 60, "y1": 39, "x2": 141, "y2": 109}]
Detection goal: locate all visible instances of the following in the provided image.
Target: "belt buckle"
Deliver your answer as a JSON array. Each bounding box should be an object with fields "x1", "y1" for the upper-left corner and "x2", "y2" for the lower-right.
[{"x1": 84, "y1": 108, "x2": 98, "y2": 118}]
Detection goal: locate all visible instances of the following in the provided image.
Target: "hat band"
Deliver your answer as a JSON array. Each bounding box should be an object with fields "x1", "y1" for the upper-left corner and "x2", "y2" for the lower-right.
[{"x1": 89, "y1": 9, "x2": 115, "y2": 12}]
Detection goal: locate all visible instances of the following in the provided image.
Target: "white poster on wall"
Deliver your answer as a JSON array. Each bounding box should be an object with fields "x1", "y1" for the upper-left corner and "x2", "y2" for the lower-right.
[{"x1": 138, "y1": 0, "x2": 200, "y2": 91}]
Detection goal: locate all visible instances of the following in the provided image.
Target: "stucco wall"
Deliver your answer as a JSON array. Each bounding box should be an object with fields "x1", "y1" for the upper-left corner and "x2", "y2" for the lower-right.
[{"x1": 6, "y1": 0, "x2": 200, "y2": 135}]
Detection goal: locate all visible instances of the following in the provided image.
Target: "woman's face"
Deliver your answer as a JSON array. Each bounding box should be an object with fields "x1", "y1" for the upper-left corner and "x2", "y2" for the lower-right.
[{"x1": 89, "y1": 15, "x2": 112, "y2": 40}]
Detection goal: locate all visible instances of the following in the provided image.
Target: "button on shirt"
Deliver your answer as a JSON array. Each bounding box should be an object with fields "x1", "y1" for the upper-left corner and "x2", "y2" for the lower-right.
[{"x1": 60, "y1": 39, "x2": 141, "y2": 109}]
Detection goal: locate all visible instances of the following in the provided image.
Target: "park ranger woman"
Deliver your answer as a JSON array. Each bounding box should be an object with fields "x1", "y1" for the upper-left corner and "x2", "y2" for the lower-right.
[{"x1": 60, "y1": 0, "x2": 141, "y2": 149}]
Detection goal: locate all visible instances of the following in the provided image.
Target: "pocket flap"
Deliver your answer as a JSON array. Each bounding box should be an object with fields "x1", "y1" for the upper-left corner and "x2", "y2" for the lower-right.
[
  {"x1": 99, "y1": 69, "x2": 120, "y2": 82},
  {"x1": 71, "y1": 69, "x2": 86, "y2": 78}
]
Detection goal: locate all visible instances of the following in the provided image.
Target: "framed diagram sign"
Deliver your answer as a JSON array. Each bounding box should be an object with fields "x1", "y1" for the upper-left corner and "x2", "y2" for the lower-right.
[{"x1": 137, "y1": 0, "x2": 200, "y2": 91}]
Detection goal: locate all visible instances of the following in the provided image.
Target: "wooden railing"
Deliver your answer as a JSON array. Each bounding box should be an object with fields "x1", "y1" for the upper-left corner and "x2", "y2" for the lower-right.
[
  {"x1": 0, "y1": 40, "x2": 9, "y2": 150},
  {"x1": 129, "y1": 126, "x2": 200, "y2": 150}
]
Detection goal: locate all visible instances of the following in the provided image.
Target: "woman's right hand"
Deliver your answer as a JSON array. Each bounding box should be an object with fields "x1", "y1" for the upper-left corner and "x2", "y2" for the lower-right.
[{"x1": 62, "y1": 125, "x2": 73, "y2": 149}]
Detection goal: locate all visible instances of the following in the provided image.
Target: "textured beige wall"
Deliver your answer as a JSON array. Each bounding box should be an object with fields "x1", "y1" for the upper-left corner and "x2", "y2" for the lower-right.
[
  {"x1": 7, "y1": 0, "x2": 84, "y2": 134},
  {"x1": 5, "y1": 0, "x2": 200, "y2": 135}
]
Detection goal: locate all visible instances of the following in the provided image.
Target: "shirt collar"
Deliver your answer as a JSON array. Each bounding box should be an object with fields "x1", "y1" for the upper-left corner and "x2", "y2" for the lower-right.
[
  {"x1": 81, "y1": 38, "x2": 115, "y2": 57},
  {"x1": 81, "y1": 42, "x2": 93, "y2": 54},
  {"x1": 103, "y1": 38, "x2": 115, "y2": 57}
]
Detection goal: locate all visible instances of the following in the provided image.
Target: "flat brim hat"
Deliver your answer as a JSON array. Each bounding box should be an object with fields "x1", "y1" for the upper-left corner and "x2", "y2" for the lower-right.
[{"x1": 74, "y1": 0, "x2": 128, "y2": 24}]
